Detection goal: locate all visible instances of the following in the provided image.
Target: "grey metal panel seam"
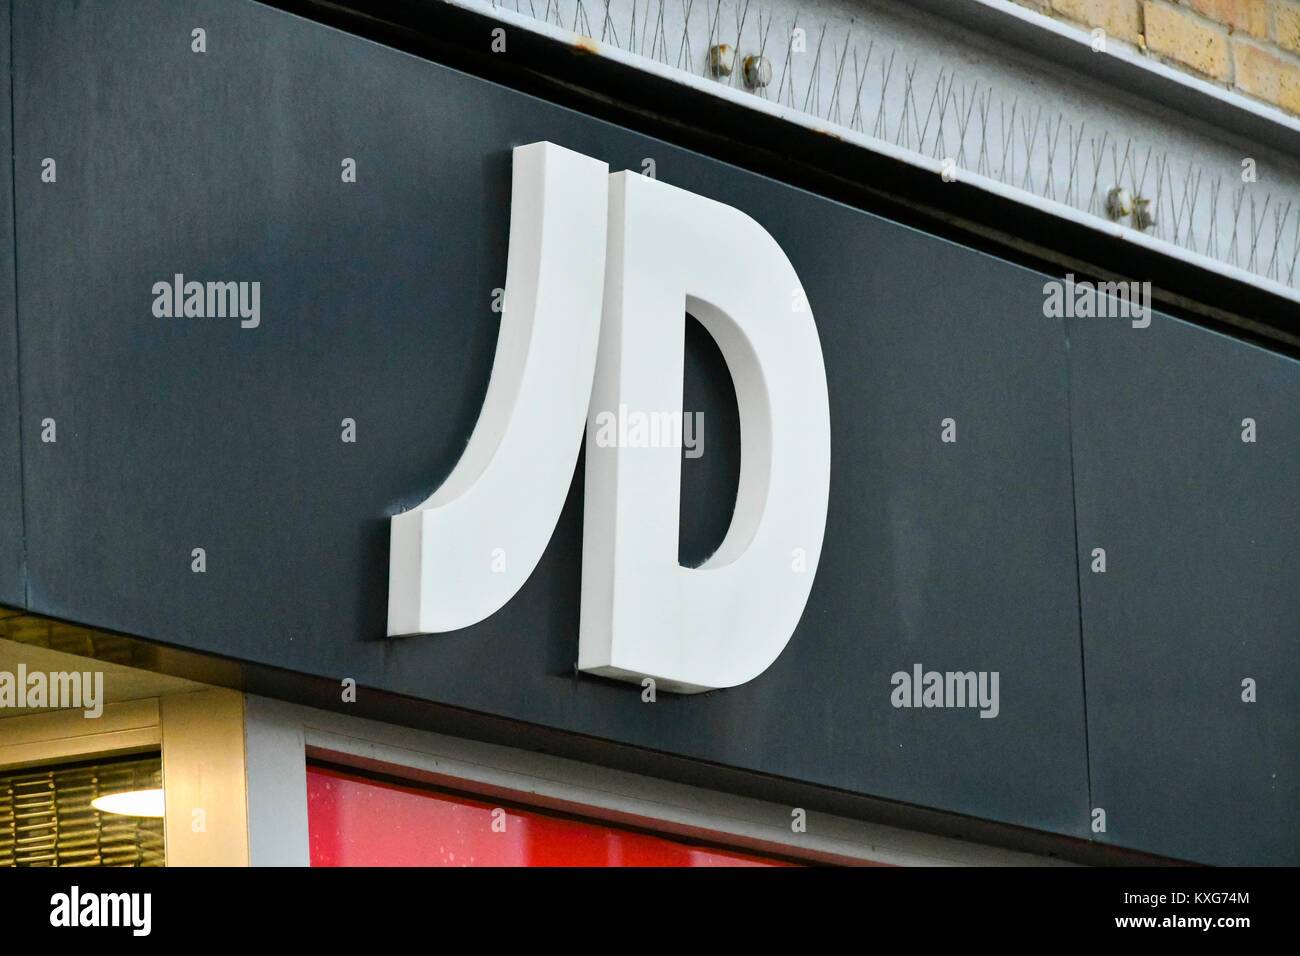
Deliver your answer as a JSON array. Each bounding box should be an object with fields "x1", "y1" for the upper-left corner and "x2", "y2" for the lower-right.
[
  {"x1": 1061, "y1": 322, "x2": 1095, "y2": 825},
  {"x1": 2, "y1": 0, "x2": 26, "y2": 608}
]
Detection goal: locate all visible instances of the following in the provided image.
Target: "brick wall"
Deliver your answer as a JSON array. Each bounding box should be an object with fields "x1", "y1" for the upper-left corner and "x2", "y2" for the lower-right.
[{"x1": 1007, "y1": 0, "x2": 1300, "y2": 115}]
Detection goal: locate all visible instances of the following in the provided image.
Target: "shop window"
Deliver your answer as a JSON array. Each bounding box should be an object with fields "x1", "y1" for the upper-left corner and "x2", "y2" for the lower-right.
[
  {"x1": 0, "y1": 754, "x2": 164, "y2": 867},
  {"x1": 307, "y1": 763, "x2": 793, "y2": 867}
]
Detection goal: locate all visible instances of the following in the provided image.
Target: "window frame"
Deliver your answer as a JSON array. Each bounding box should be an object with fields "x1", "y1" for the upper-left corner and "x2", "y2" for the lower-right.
[
  {"x1": 244, "y1": 695, "x2": 1068, "y2": 867},
  {"x1": 0, "y1": 689, "x2": 249, "y2": 866}
]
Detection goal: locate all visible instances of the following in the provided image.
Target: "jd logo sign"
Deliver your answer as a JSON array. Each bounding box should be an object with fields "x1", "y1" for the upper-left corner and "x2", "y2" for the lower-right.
[{"x1": 388, "y1": 143, "x2": 831, "y2": 693}]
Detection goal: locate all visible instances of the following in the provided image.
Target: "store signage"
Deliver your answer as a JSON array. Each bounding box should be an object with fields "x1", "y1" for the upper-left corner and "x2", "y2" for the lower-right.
[
  {"x1": 387, "y1": 142, "x2": 831, "y2": 693},
  {"x1": 9, "y1": 4, "x2": 1292, "y2": 859}
]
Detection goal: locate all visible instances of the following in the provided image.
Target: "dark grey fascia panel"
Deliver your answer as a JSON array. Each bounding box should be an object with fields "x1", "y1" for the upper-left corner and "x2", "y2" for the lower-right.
[
  {"x1": 0, "y1": 2, "x2": 24, "y2": 608},
  {"x1": 10, "y1": 0, "x2": 1090, "y2": 841},
  {"x1": 1069, "y1": 311, "x2": 1300, "y2": 866}
]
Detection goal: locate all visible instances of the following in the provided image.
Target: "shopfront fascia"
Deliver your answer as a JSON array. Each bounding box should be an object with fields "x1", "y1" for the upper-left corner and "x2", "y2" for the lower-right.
[{"x1": 1, "y1": 0, "x2": 1296, "y2": 866}]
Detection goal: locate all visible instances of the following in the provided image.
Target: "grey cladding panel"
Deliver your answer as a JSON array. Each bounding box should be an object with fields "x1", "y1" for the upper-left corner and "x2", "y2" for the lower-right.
[
  {"x1": 0, "y1": 3, "x2": 22, "y2": 608},
  {"x1": 1069, "y1": 311, "x2": 1300, "y2": 864}
]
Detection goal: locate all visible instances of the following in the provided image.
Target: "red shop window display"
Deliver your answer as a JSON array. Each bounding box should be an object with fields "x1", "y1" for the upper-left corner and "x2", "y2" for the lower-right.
[{"x1": 307, "y1": 763, "x2": 797, "y2": 867}]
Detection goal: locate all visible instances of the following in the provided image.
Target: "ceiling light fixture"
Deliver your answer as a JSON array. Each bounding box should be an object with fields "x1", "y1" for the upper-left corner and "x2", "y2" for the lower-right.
[{"x1": 90, "y1": 788, "x2": 165, "y2": 817}]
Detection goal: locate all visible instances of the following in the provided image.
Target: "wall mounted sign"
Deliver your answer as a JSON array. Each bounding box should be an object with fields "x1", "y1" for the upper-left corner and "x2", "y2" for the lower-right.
[{"x1": 390, "y1": 142, "x2": 831, "y2": 693}]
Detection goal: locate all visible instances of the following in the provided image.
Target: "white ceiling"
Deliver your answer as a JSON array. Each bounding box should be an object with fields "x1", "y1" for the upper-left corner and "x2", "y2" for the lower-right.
[{"x1": 0, "y1": 636, "x2": 208, "y2": 718}]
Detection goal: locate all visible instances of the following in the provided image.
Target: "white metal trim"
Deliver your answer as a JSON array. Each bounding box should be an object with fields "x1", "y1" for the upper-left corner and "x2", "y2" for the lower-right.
[
  {"x1": 242, "y1": 695, "x2": 1073, "y2": 867},
  {"x1": 0, "y1": 699, "x2": 160, "y2": 771}
]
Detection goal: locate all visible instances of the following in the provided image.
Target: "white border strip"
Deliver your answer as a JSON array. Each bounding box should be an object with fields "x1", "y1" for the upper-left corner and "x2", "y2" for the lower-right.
[{"x1": 243, "y1": 695, "x2": 1073, "y2": 867}]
